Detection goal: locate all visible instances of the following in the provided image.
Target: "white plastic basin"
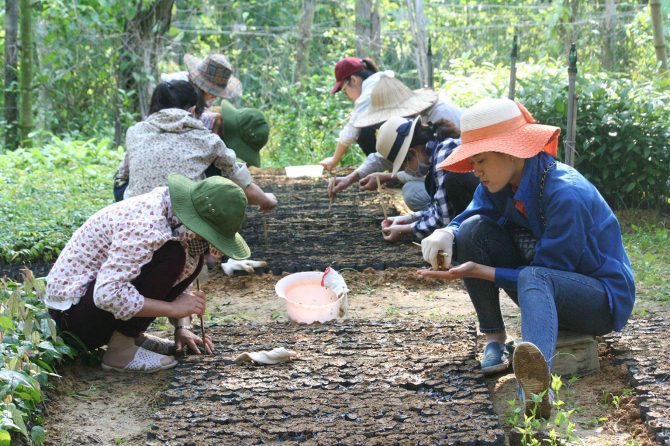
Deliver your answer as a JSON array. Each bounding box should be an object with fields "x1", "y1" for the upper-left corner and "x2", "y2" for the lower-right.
[
  {"x1": 275, "y1": 271, "x2": 342, "y2": 324},
  {"x1": 284, "y1": 165, "x2": 324, "y2": 178}
]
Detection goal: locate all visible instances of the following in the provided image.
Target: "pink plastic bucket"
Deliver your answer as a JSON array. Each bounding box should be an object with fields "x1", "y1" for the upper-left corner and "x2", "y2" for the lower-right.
[{"x1": 275, "y1": 272, "x2": 343, "y2": 324}]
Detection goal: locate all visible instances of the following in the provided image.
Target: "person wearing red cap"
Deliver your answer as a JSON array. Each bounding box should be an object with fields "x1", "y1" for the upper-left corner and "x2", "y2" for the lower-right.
[
  {"x1": 418, "y1": 98, "x2": 635, "y2": 419},
  {"x1": 320, "y1": 57, "x2": 393, "y2": 171}
]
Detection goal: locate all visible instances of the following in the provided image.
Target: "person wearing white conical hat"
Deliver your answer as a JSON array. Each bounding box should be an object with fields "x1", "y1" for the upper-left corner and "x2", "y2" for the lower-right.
[
  {"x1": 328, "y1": 73, "x2": 462, "y2": 212},
  {"x1": 417, "y1": 98, "x2": 635, "y2": 420}
]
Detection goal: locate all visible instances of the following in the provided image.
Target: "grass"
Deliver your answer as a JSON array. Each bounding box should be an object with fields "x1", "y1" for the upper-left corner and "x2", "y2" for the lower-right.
[{"x1": 619, "y1": 210, "x2": 670, "y2": 302}]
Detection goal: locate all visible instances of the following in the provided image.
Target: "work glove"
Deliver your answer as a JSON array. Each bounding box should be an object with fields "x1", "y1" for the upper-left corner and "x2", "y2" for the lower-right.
[
  {"x1": 221, "y1": 259, "x2": 268, "y2": 276},
  {"x1": 421, "y1": 228, "x2": 455, "y2": 270}
]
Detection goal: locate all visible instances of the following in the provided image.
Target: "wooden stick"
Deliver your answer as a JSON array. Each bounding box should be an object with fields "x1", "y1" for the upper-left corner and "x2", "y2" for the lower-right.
[
  {"x1": 262, "y1": 213, "x2": 269, "y2": 243},
  {"x1": 195, "y1": 279, "x2": 207, "y2": 351},
  {"x1": 375, "y1": 176, "x2": 388, "y2": 220},
  {"x1": 328, "y1": 177, "x2": 336, "y2": 211}
]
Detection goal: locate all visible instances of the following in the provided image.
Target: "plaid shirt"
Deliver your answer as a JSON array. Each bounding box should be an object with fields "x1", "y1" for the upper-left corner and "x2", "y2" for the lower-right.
[{"x1": 411, "y1": 138, "x2": 461, "y2": 239}]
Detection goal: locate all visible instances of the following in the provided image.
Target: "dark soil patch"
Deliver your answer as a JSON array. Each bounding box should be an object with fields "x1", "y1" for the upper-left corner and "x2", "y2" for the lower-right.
[
  {"x1": 239, "y1": 170, "x2": 423, "y2": 274},
  {"x1": 148, "y1": 319, "x2": 504, "y2": 446}
]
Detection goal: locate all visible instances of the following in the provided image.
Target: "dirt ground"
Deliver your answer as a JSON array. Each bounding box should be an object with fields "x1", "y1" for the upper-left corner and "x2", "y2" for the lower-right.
[{"x1": 42, "y1": 267, "x2": 665, "y2": 446}]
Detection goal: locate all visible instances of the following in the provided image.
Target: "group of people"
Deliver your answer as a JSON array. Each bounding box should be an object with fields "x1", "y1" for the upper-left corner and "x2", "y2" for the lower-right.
[{"x1": 45, "y1": 53, "x2": 635, "y2": 420}]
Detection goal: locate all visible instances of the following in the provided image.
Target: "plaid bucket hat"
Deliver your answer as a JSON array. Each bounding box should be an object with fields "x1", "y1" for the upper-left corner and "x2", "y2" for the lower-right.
[{"x1": 184, "y1": 54, "x2": 243, "y2": 99}]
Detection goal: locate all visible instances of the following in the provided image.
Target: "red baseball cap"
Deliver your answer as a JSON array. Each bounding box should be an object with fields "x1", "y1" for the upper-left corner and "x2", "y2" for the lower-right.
[{"x1": 330, "y1": 57, "x2": 365, "y2": 94}]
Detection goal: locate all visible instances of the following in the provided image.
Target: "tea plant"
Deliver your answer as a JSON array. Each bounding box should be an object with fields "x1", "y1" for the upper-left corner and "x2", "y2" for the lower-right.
[
  {"x1": 0, "y1": 270, "x2": 77, "y2": 443},
  {"x1": 506, "y1": 374, "x2": 578, "y2": 446}
]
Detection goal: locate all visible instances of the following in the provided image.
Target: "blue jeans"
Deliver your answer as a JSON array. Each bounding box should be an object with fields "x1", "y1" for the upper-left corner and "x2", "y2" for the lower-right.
[{"x1": 456, "y1": 215, "x2": 614, "y2": 368}]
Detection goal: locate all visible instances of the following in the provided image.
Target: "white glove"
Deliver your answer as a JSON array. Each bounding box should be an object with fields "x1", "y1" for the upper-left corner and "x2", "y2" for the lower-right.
[
  {"x1": 221, "y1": 259, "x2": 267, "y2": 276},
  {"x1": 421, "y1": 228, "x2": 455, "y2": 270}
]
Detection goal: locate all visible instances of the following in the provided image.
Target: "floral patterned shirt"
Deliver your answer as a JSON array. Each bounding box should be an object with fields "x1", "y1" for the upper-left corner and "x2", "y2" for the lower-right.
[{"x1": 45, "y1": 187, "x2": 200, "y2": 321}]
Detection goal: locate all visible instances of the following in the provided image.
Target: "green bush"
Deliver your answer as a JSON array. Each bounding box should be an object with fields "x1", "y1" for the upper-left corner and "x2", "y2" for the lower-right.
[
  {"x1": 441, "y1": 59, "x2": 670, "y2": 209},
  {"x1": 0, "y1": 137, "x2": 122, "y2": 264},
  {"x1": 0, "y1": 272, "x2": 76, "y2": 443}
]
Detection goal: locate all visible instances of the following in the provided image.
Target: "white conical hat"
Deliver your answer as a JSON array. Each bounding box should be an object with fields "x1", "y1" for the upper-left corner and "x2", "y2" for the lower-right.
[{"x1": 353, "y1": 74, "x2": 438, "y2": 128}]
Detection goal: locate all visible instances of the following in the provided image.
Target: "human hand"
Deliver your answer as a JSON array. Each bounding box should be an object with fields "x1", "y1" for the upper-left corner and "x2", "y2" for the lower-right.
[
  {"x1": 358, "y1": 173, "x2": 389, "y2": 191},
  {"x1": 416, "y1": 261, "x2": 479, "y2": 281},
  {"x1": 381, "y1": 214, "x2": 415, "y2": 229},
  {"x1": 320, "y1": 156, "x2": 339, "y2": 171},
  {"x1": 259, "y1": 192, "x2": 278, "y2": 212},
  {"x1": 381, "y1": 224, "x2": 410, "y2": 242},
  {"x1": 421, "y1": 228, "x2": 455, "y2": 270},
  {"x1": 170, "y1": 290, "x2": 206, "y2": 318},
  {"x1": 328, "y1": 175, "x2": 355, "y2": 198},
  {"x1": 175, "y1": 328, "x2": 214, "y2": 355}
]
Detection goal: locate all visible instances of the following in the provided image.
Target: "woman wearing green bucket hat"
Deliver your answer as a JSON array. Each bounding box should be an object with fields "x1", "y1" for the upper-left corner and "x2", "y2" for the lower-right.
[{"x1": 46, "y1": 175, "x2": 249, "y2": 373}]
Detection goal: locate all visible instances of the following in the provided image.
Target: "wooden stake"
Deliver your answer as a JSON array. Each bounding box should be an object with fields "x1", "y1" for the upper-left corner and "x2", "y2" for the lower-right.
[
  {"x1": 328, "y1": 177, "x2": 336, "y2": 211},
  {"x1": 195, "y1": 279, "x2": 207, "y2": 352},
  {"x1": 375, "y1": 176, "x2": 388, "y2": 220},
  {"x1": 262, "y1": 213, "x2": 269, "y2": 243}
]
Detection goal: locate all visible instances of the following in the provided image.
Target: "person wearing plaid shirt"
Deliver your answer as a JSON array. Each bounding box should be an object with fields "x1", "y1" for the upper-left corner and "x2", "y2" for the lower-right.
[{"x1": 377, "y1": 117, "x2": 479, "y2": 242}]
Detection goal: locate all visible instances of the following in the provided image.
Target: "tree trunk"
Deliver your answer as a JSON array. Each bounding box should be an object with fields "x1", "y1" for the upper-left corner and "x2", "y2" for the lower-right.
[
  {"x1": 355, "y1": 0, "x2": 380, "y2": 57},
  {"x1": 559, "y1": 0, "x2": 581, "y2": 55},
  {"x1": 115, "y1": 0, "x2": 174, "y2": 146},
  {"x1": 650, "y1": 0, "x2": 669, "y2": 73},
  {"x1": 19, "y1": 0, "x2": 32, "y2": 146},
  {"x1": 407, "y1": 0, "x2": 430, "y2": 87},
  {"x1": 602, "y1": 0, "x2": 617, "y2": 70},
  {"x1": 4, "y1": 0, "x2": 19, "y2": 150},
  {"x1": 294, "y1": 0, "x2": 316, "y2": 84}
]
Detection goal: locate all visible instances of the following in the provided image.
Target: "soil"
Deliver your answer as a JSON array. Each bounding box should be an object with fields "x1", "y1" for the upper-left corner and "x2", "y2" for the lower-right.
[
  {"x1": 38, "y1": 172, "x2": 668, "y2": 445},
  {"x1": 42, "y1": 267, "x2": 666, "y2": 446}
]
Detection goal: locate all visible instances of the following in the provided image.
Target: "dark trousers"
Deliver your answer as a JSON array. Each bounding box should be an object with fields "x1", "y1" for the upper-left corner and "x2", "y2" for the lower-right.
[
  {"x1": 50, "y1": 241, "x2": 203, "y2": 350},
  {"x1": 356, "y1": 123, "x2": 383, "y2": 155}
]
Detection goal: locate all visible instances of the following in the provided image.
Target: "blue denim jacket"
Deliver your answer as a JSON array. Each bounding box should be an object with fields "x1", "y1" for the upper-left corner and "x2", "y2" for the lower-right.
[{"x1": 448, "y1": 152, "x2": 635, "y2": 331}]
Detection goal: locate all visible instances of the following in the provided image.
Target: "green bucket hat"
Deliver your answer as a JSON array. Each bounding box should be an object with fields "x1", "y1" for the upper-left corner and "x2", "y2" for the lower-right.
[
  {"x1": 168, "y1": 174, "x2": 250, "y2": 260},
  {"x1": 219, "y1": 100, "x2": 269, "y2": 167}
]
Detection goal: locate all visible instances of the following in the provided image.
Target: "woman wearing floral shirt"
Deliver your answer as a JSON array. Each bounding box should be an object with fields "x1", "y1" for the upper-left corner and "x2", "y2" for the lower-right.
[{"x1": 46, "y1": 175, "x2": 249, "y2": 372}]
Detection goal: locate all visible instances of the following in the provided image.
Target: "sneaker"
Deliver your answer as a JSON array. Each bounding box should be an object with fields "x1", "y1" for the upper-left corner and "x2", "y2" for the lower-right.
[
  {"x1": 513, "y1": 342, "x2": 552, "y2": 419},
  {"x1": 480, "y1": 341, "x2": 510, "y2": 376}
]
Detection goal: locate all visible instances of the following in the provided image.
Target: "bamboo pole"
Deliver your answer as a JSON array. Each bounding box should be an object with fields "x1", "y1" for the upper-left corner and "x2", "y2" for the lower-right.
[
  {"x1": 375, "y1": 176, "x2": 388, "y2": 220},
  {"x1": 650, "y1": 0, "x2": 669, "y2": 73},
  {"x1": 508, "y1": 34, "x2": 518, "y2": 100},
  {"x1": 565, "y1": 43, "x2": 578, "y2": 167},
  {"x1": 195, "y1": 279, "x2": 207, "y2": 352}
]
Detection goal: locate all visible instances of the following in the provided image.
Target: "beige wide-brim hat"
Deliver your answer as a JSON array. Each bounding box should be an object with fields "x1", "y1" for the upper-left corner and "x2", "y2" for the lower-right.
[
  {"x1": 185, "y1": 54, "x2": 243, "y2": 100},
  {"x1": 375, "y1": 116, "x2": 421, "y2": 176},
  {"x1": 353, "y1": 74, "x2": 438, "y2": 128},
  {"x1": 438, "y1": 98, "x2": 560, "y2": 173}
]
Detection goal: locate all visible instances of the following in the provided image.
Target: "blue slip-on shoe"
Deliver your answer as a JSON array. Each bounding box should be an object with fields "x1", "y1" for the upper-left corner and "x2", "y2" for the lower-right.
[
  {"x1": 513, "y1": 341, "x2": 552, "y2": 419},
  {"x1": 480, "y1": 341, "x2": 510, "y2": 376}
]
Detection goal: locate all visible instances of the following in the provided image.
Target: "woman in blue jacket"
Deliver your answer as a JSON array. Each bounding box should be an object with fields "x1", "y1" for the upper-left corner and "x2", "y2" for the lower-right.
[{"x1": 419, "y1": 98, "x2": 635, "y2": 419}]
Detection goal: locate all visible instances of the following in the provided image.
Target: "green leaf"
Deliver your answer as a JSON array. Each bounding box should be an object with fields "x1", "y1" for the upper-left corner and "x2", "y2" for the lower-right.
[
  {"x1": 8, "y1": 404, "x2": 27, "y2": 437},
  {"x1": 31, "y1": 425, "x2": 46, "y2": 444},
  {"x1": 0, "y1": 430, "x2": 10, "y2": 446}
]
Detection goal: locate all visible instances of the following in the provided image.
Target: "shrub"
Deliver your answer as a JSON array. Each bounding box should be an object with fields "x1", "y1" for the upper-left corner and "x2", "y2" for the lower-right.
[{"x1": 440, "y1": 59, "x2": 670, "y2": 209}]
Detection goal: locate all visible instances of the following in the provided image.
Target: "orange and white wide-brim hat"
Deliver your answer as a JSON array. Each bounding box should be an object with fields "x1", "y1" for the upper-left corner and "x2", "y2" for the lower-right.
[{"x1": 437, "y1": 98, "x2": 560, "y2": 173}]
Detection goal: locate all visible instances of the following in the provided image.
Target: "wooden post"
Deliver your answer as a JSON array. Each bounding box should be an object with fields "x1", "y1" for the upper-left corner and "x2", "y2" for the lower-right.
[
  {"x1": 650, "y1": 0, "x2": 669, "y2": 73},
  {"x1": 426, "y1": 37, "x2": 434, "y2": 89},
  {"x1": 565, "y1": 44, "x2": 578, "y2": 167},
  {"x1": 508, "y1": 34, "x2": 518, "y2": 100},
  {"x1": 4, "y1": 0, "x2": 19, "y2": 150}
]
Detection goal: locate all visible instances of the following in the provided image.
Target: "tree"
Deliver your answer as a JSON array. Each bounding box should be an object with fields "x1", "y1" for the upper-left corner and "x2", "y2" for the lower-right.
[
  {"x1": 19, "y1": 0, "x2": 32, "y2": 145},
  {"x1": 649, "y1": 0, "x2": 668, "y2": 73},
  {"x1": 602, "y1": 0, "x2": 618, "y2": 70},
  {"x1": 406, "y1": 0, "x2": 430, "y2": 87},
  {"x1": 115, "y1": 0, "x2": 174, "y2": 145},
  {"x1": 294, "y1": 0, "x2": 316, "y2": 84},
  {"x1": 4, "y1": 0, "x2": 19, "y2": 150},
  {"x1": 355, "y1": 0, "x2": 380, "y2": 58}
]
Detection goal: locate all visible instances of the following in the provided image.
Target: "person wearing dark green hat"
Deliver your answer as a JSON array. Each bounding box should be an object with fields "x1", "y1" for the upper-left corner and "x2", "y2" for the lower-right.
[
  {"x1": 217, "y1": 100, "x2": 269, "y2": 167},
  {"x1": 46, "y1": 175, "x2": 249, "y2": 373}
]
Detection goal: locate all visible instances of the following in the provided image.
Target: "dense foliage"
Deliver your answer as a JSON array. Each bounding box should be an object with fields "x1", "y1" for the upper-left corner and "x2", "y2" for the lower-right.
[
  {"x1": 0, "y1": 272, "x2": 76, "y2": 444},
  {"x1": 0, "y1": 137, "x2": 122, "y2": 263}
]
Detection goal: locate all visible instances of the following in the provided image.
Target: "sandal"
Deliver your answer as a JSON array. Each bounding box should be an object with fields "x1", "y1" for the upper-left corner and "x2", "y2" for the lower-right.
[
  {"x1": 102, "y1": 346, "x2": 177, "y2": 373},
  {"x1": 139, "y1": 333, "x2": 175, "y2": 355}
]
